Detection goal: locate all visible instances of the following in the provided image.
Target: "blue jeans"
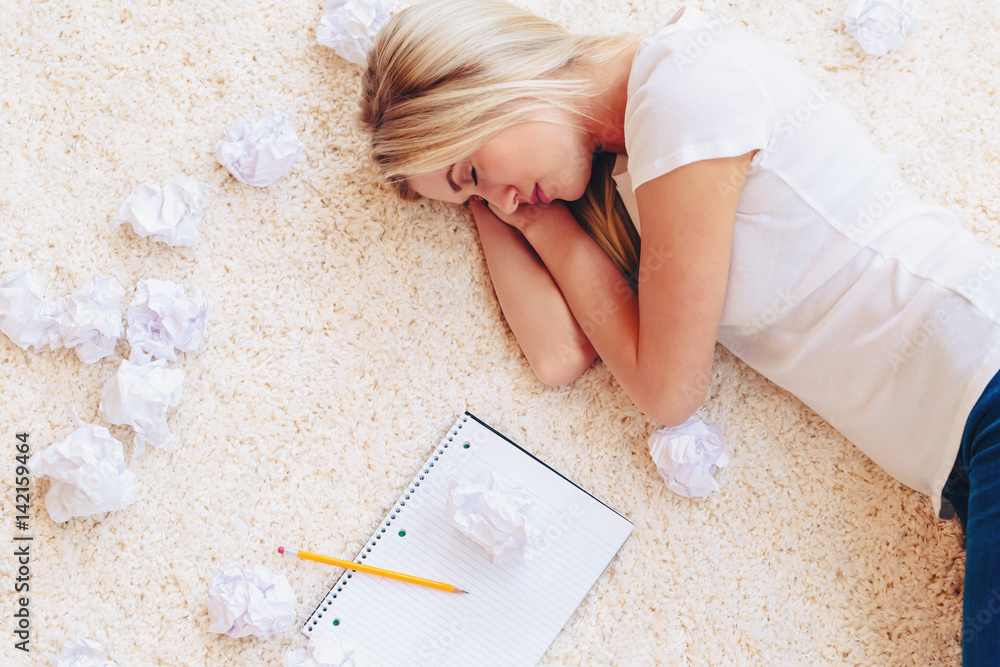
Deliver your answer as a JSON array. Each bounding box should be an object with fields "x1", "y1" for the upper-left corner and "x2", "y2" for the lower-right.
[{"x1": 942, "y1": 368, "x2": 1000, "y2": 665}]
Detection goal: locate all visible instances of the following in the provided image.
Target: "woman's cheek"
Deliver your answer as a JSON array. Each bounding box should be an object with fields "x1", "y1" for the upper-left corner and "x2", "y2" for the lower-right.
[{"x1": 552, "y1": 164, "x2": 590, "y2": 201}]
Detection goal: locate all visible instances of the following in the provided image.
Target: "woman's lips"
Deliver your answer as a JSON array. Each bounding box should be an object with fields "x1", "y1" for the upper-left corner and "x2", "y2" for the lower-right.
[{"x1": 535, "y1": 183, "x2": 552, "y2": 205}]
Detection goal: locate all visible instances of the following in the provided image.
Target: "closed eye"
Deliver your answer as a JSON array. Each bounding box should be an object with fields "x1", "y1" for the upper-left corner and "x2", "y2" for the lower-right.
[{"x1": 461, "y1": 165, "x2": 478, "y2": 206}]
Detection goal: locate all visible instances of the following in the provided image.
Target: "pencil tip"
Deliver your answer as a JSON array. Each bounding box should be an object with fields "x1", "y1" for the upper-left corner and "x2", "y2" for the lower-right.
[{"x1": 454, "y1": 588, "x2": 470, "y2": 594}]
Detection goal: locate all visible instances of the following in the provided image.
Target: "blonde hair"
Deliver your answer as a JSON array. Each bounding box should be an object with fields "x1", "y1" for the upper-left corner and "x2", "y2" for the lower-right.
[{"x1": 359, "y1": 0, "x2": 641, "y2": 283}]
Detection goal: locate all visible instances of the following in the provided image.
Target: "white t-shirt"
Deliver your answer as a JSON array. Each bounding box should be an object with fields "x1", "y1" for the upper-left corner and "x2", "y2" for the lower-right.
[{"x1": 613, "y1": 6, "x2": 1000, "y2": 518}]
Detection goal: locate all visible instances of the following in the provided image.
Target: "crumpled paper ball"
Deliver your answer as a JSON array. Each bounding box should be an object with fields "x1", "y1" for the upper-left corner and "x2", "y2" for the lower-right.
[
  {"x1": 111, "y1": 182, "x2": 210, "y2": 246},
  {"x1": 59, "y1": 275, "x2": 125, "y2": 363},
  {"x1": 216, "y1": 109, "x2": 303, "y2": 187},
  {"x1": 447, "y1": 470, "x2": 542, "y2": 565},
  {"x1": 207, "y1": 563, "x2": 297, "y2": 639},
  {"x1": 53, "y1": 638, "x2": 118, "y2": 667},
  {"x1": 28, "y1": 411, "x2": 138, "y2": 523},
  {"x1": 316, "y1": 0, "x2": 390, "y2": 66},
  {"x1": 844, "y1": 0, "x2": 920, "y2": 56},
  {"x1": 649, "y1": 417, "x2": 729, "y2": 498},
  {"x1": 99, "y1": 354, "x2": 185, "y2": 456},
  {"x1": 0, "y1": 268, "x2": 65, "y2": 352},
  {"x1": 284, "y1": 625, "x2": 361, "y2": 667},
  {"x1": 126, "y1": 279, "x2": 210, "y2": 361}
]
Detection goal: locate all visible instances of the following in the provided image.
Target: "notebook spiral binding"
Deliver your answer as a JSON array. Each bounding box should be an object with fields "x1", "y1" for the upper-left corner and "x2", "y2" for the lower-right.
[{"x1": 304, "y1": 413, "x2": 471, "y2": 634}]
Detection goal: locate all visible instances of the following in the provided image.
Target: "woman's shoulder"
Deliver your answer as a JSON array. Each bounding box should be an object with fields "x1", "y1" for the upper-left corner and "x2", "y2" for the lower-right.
[
  {"x1": 636, "y1": 6, "x2": 731, "y2": 52},
  {"x1": 623, "y1": 8, "x2": 780, "y2": 191},
  {"x1": 626, "y1": 6, "x2": 808, "y2": 116},
  {"x1": 646, "y1": 6, "x2": 707, "y2": 38},
  {"x1": 633, "y1": 4, "x2": 811, "y2": 85}
]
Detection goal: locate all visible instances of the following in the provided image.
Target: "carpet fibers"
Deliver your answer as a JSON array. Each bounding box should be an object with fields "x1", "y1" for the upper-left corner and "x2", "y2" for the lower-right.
[{"x1": 3, "y1": 0, "x2": 998, "y2": 664}]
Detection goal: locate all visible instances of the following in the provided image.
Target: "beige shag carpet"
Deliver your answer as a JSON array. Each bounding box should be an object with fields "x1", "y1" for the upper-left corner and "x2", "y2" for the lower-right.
[{"x1": 4, "y1": 0, "x2": 999, "y2": 664}]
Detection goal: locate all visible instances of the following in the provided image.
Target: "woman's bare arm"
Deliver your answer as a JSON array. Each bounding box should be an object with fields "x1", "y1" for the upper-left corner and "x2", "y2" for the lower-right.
[
  {"x1": 469, "y1": 199, "x2": 597, "y2": 385},
  {"x1": 514, "y1": 152, "x2": 755, "y2": 425}
]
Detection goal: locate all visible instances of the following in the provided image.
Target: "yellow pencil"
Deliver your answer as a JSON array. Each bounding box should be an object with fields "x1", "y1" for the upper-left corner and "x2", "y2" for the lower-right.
[{"x1": 278, "y1": 546, "x2": 469, "y2": 594}]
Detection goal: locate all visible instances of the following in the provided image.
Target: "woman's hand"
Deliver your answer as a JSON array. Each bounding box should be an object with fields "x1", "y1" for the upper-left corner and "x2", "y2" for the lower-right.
[
  {"x1": 466, "y1": 195, "x2": 599, "y2": 386},
  {"x1": 474, "y1": 197, "x2": 565, "y2": 235}
]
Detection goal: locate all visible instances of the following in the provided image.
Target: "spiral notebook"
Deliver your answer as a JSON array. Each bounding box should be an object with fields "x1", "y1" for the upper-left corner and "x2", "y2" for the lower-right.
[{"x1": 302, "y1": 412, "x2": 634, "y2": 666}]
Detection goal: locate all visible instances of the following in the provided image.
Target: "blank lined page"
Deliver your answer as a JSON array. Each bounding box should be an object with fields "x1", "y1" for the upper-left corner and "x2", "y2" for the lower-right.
[{"x1": 302, "y1": 413, "x2": 634, "y2": 666}]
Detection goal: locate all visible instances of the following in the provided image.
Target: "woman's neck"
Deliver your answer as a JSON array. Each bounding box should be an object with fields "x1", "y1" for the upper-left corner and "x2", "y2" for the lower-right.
[{"x1": 582, "y1": 40, "x2": 641, "y2": 155}]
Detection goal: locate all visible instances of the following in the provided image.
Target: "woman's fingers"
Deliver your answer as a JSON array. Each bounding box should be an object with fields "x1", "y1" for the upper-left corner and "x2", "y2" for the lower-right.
[{"x1": 487, "y1": 201, "x2": 556, "y2": 233}]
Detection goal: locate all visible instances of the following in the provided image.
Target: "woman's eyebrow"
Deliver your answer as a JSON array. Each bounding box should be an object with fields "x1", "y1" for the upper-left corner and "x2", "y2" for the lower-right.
[{"x1": 446, "y1": 164, "x2": 460, "y2": 192}]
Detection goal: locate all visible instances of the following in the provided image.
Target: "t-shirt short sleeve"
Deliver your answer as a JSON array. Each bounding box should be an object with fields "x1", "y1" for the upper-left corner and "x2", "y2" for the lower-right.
[{"x1": 623, "y1": 8, "x2": 776, "y2": 191}]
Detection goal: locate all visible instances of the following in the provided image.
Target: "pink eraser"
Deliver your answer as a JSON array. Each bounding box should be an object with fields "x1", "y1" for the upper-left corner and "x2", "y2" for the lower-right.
[{"x1": 278, "y1": 546, "x2": 285, "y2": 554}]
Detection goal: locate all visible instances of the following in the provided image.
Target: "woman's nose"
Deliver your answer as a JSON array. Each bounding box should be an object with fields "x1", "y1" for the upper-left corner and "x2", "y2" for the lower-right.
[{"x1": 482, "y1": 183, "x2": 518, "y2": 215}]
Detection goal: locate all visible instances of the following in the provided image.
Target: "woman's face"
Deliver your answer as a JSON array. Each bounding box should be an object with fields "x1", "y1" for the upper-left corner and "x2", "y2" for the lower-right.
[{"x1": 407, "y1": 111, "x2": 597, "y2": 215}]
